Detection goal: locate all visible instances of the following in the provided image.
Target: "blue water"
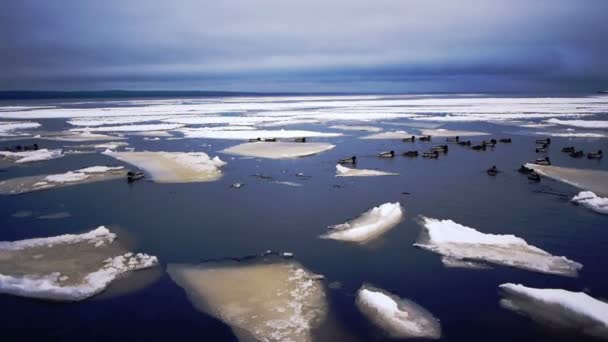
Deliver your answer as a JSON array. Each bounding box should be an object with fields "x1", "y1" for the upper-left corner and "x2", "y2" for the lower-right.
[{"x1": 1, "y1": 96, "x2": 607, "y2": 341}]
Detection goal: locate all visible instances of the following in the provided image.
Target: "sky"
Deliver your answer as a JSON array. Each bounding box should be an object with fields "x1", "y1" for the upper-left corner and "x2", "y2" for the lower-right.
[{"x1": 1, "y1": 0, "x2": 607, "y2": 93}]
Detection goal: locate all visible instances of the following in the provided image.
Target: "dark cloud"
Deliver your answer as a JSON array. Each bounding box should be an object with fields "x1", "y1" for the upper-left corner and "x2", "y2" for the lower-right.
[{"x1": 1, "y1": 0, "x2": 607, "y2": 92}]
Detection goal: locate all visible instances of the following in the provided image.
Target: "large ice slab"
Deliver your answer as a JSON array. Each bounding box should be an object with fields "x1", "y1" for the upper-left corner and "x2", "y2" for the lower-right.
[
  {"x1": 335, "y1": 164, "x2": 398, "y2": 177},
  {"x1": 0, "y1": 226, "x2": 158, "y2": 301},
  {"x1": 525, "y1": 164, "x2": 608, "y2": 196},
  {"x1": 572, "y1": 191, "x2": 608, "y2": 215},
  {"x1": 0, "y1": 121, "x2": 40, "y2": 136},
  {"x1": 545, "y1": 118, "x2": 608, "y2": 129},
  {"x1": 222, "y1": 141, "x2": 335, "y2": 159},
  {"x1": 419, "y1": 128, "x2": 490, "y2": 137},
  {"x1": 321, "y1": 202, "x2": 403, "y2": 243},
  {"x1": 329, "y1": 125, "x2": 382, "y2": 132},
  {"x1": 0, "y1": 149, "x2": 63, "y2": 164},
  {"x1": 167, "y1": 259, "x2": 327, "y2": 342},
  {"x1": 356, "y1": 285, "x2": 441, "y2": 339},
  {"x1": 499, "y1": 283, "x2": 608, "y2": 339},
  {"x1": 103, "y1": 151, "x2": 225, "y2": 183},
  {"x1": 179, "y1": 128, "x2": 341, "y2": 140},
  {"x1": 0, "y1": 166, "x2": 126, "y2": 195},
  {"x1": 40, "y1": 131, "x2": 126, "y2": 142},
  {"x1": 414, "y1": 217, "x2": 582, "y2": 276},
  {"x1": 360, "y1": 131, "x2": 411, "y2": 139},
  {"x1": 72, "y1": 123, "x2": 184, "y2": 132}
]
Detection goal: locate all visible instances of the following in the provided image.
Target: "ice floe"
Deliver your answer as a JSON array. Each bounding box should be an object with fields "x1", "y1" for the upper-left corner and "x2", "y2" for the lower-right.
[
  {"x1": 92, "y1": 142, "x2": 129, "y2": 150},
  {"x1": 67, "y1": 115, "x2": 171, "y2": 127},
  {"x1": 360, "y1": 131, "x2": 411, "y2": 139},
  {"x1": 335, "y1": 164, "x2": 398, "y2": 177},
  {"x1": 0, "y1": 121, "x2": 41, "y2": 136},
  {"x1": 223, "y1": 141, "x2": 335, "y2": 159},
  {"x1": 545, "y1": 118, "x2": 608, "y2": 129},
  {"x1": 0, "y1": 166, "x2": 126, "y2": 195},
  {"x1": 0, "y1": 149, "x2": 64, "y2": 164},
  {"x1": 179, "y1": 128, "x2": 341, "y2": 140},
  {"x1": 329, "y1": 125, "x2": 382, "y2": 132},
  {"x1": 529, "y1": 131, "x2": 608, "y2": 138},
  {"x1": 525, "y1": 164, "x2": 608, "y2": 196},
  {"x1": 321, "y1": 202, "x2": 403, "y2": 243},
  {"x1": 414, "y1": 217, "x2": 582, "y2": 276},
  {"x1": 103, "y1": 151, "x2": 225, "y2": 183},
  {"x1": 419, "y1": 128, "x2": 490, "y2": 137},
  {"x1": 499, "y1": 283, "x2": 608, "y2": 339},
  {"x1": 41, "y1": 132, "x2": 125, "y2": 142},
  {"x1": 167, "y1": 259, "x2": 327, "y2": 342},
  {"x1": 72, "y1": 123, "x2": 184, "y2": 132},
  {"x1": 0, "y1": 226, "x2": 158, "y2": 301},
  {"x1": 356, "y1": 285, "x2": 441, "y2": 339},
  {"x1": 572, "y1": 191, "x2": 608, "y2": 215}
]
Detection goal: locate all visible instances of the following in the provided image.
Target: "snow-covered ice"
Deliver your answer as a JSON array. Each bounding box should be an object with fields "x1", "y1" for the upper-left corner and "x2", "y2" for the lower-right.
[
  {"x1": 222, "y1": 141, "x2": 335, "y2": 159},
  {"x1": 335, "y1": 164, "x2": 398, "y2": 177},
  {"x1": 545, "y1": 119, "x2": 608, "y2": 129},
  {"x1": 179, "y1": 128, "x2": 341, "y2": 140},
  {"x1": 499, "y1": 283, "x2": 608, "y2": 339},
  {"x1": 525, "y1": 164, "x2": 608, "y2": 196},
  {"x1": 167, "y1": 260, "x2": 328, "y2": 342},
  {"x1": 72, "y1": 123, "x2": 184, "y2": 132},
  {"x1": 572, "y1": 191, "x2": 608, "y2": 214},
  {"x1": 356, "y1": 285, "x2": 441, "y2": 339},
  {"x1": 419, "y1": 128, "x2": 490, "y2": 137},
  {"x1": 329, "y1": 125, "x2": 382, "y2": 132},
  {"x1": 0, "y1": 149, "x2": 64, "y2": 164},
  {"x1": 414, "y1": 217, "x2": 582, "y2": 276},
  {"x1": 0, "y1": 226, "x2": 158, "y2": 301},
  {"x1": 0, "y1": 121, "x2": 41, "y2": 136},
  {"x1": 321, "y1": 202, "x2": 403, "y2": 243},
  {"x1": 103, "y1": 151, "x2": 226, "y2": 183},
  {"x1": 360, "y1": 131, "x2": 412, "y2": 139}
]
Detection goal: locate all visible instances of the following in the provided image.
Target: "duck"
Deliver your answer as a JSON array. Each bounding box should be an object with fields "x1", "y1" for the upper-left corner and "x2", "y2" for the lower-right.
[
  {"x1": 23, "y1": 143, "x2": 39, "y2": 151},
  {"x1": 527, "y1": 172, "x2": 541, "y2": 182},
  {"x1": 419, "y1": 135, "x2": 432, "y2": 141},
  {"x1": 536, "y1": 138, "x2": 551, "y2": 145},
  {"x1": 535, "y1": 157, "x2": 551, "y2": 166},
  {"x1": 569, "y1": 150, "x2": 585, "y2": 158},
  {"x1": 487, "y1": 165, "x2": 499, "y2": 176},
  {"x1": 422, "y1": 151, "x2": 439, "y2": 158},
  {"x1": 402, "y1": 136, "x2": 416, "y2": 142},
  {"x1": 402, "y1": 150, "x2": 419, "y2": 157},
  {"x1": 535, "y1": 146, "x2": 549, "y2": 153},
  {"x1": 263, "y1": 138, "x2": 277, "y2": 142},
  {"x1": 483, "y1": 140, "x2": 496, "y2": 147},
  {"x1": 446, "y1": 136, "x2": 459, "y2": 142},
  {"x1": 294, "y1": 137, "x2": 306, "y2": 143},
  {"x1": 248, "y1": 137, "x2": 261, "y2": 142},
  {"x1": 458, "y1": 140, "x2": 472, "y2": 146},
  {"x1": 588, "y1": 150, "x2": 603, "y2": 159},
  {"x1": 472, "y1": 144, "x2": 487, "y2": 151},
  {"x1": 561, "y1": 146, "x2": 575, "y2": 153},
  {"x1": 127, "y1": 171, "x2": 144, "y2": 182},
  {"x1": 338, "y1": 156, "x2": 357, "y2": 164},
  {"x1": 518, "y1": 165, "x2": 534, "y2": 174},
  {"x1": 431, "y1": 145, "x2": 448, "y2": 153},
  {"x1": 499, "y1": 138, "x2": 512, "y2": 143},
  {"x1": 378, "y1": 150, "x2": 395, "y2": 158}
]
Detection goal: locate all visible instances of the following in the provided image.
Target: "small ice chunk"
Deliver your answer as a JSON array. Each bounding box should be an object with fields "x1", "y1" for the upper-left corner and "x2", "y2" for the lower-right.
[
  {"x1": 499, "y1": 283, "x2": 608, "y2": 339},
  {"x1": 321, "y1": 202, "x2": 403, "y2": 243},
  {"x1": 0, "y1": 149, "x2": 64, "y2": 163},
  {"x1": 414, "y1": 217, "x2": 582, "y2": 277},
  {"x1": 572, "y1": 191, "x2": 608, "y2": 214},
  {"x1": 335, "y1": 164, "x2": 398, "y2": 177},
  {"x1": 356, "y1": 285, "x2": 441, "y2": 339}
]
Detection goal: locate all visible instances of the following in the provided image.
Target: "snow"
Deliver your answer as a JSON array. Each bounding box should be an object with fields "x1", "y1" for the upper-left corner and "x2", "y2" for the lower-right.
[
  {"x1": 499, "y1": 283, "x2": 608, "y2": 339},
  {"x1": 419, "y1": 128, "x2": 490, "y2": 137},
  {"x1": 178, "y1": 128, "x2": 341, "y2": 140},
  {"x1": 103, "y1": 151, "x2": 226, "y2": 183},
  {"x1": 222, "y1": 141, "x2": 335, "y2": 159},
  {"x1": 76, "y1": 166, "x2": 125, "y2": 174},
  {"x1": 356, "y1": 285, "x2": 441, "y2": 339},
  {"x1": 329, "y1": 125, "x2": 382, "y2": 132},
  {"x1": 321, "y1": 202, "x2": 403, "y2": 243},
  {"x1": 360, "y1": 131, "x2": 412, "y2": 139},
  {"x1": 545, "y1": 118, "x2": 608, "y2": 129},
  {"x1": 529, "y1": 131, "x2": 607, "y2": 138},
  {"x1": 72, "y1": 123, "x2": 184, "y2": 132},
  {"x1": 525, "y1": 164, "x2": 608, "y2": 196},
  {"x1": 40, "y1": 132, "x2": 125, "y2": 142},
  {"x1": 414, "y1": 217, "x2": 582, "y2": 276},
  {"x1": 335, "y1": 164, "x2": 398, "y2": 177},
  {"x1": 93, "y1": 142, "x2": 129, "y2": 150},
  {"x1": 0, "y1": 121, "x2": 41, "y2": 136},
  {"x1": 0, "y1": 149, "x2": 64, "y2": 164},
  {"x1": 0, "y1": 226, "x2": 159, "y2": 301},
  {"x1": 67, "y1": 115, "x2": 171, "y2": 127},
  {"x1": 572, "y1": 191, "x2": 608, "y2": 214},
  {"x1": 167, "y1": 260, "x2": 328, "y2": 342},
  {"x1": 45, "y1": 172, "x2": 89, "y2": 183}
]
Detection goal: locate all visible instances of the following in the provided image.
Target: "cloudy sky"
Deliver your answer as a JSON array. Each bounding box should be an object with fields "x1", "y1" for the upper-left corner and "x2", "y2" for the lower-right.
[{"x1": 1, "y1": 0, "x2": 607, "y2": 92}]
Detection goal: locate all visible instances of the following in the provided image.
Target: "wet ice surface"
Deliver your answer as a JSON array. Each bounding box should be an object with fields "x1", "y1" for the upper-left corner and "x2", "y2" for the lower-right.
[
  {"x1": 499, "y1": 283, "x2": 608, "y2": 339},
  {"x1": 0, "y1": 227, "x2": 158, "y2": 301},
  {"x1": 356, "y1": 285, "x2": 441, "y2": 339},
  {"x1": 414, "y1": 217, "x2": 582, "y2": 277},
  {"x1": 526, "y1": 164, "x2": 608, "y2": 196},
  {"x1": 167, "y1": 258, "x2": 328, "y2": 342},
  {"x1": 222, "y1": 141, "x2": 335, "y2": 159},
  {"x1": 321, "y1": 202, "x2": 403, "y2": 243}
]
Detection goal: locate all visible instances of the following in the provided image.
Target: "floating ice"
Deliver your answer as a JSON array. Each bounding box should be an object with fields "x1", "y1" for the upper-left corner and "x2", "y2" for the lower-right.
[
  {"x1": 179, "y1": 128, "x2": 341, "y2": 140},
  {"x1": 335, "y1": 164, "x2": 398, "y2": 177},
  {"x1": 103, "y1": 151, "x2": 225, "y2": 183},
  {"x1": 67, "y1": 115, "x2": 171, "y2": 127},
  {"x1": 72, "y1": 123, "x2": 184, "y2": 132},
  {"x1": 41, "y1": 132, "x2": 125, "y2": 142},
  {"x1": 419, "y1": 128, "x2": 490, "y2": 137},
  {"x1": 92, "y1": 142, "x2": 129, "y2": 150},
  {"x1": 167, "y1": 259, "x2": 328, "y2": 342},
  {"x1": 414, "y1": 217, "x2": 582, "y2": 276},
  {"x1": 0, "y1": 226, "x2": 158, "y2": 301},
  {"x1": 499, "y1": 283, "x2": 608, "y2": 339},
  {"x1": 356, "y1": 285, "x2": 441, "y2": 339},
  {"x1": 329, "y1": 125, "x2": 382, "y2": 132},
  {"x1": 529, "y1": 131, "x2": 607, "y2": 138},
  {"x1": 360, "y1": 131, "x2": 411, "y2": 139},
  {"x1": 572, "y1": 191, "x2": 608, "y2": 215},
  {"x1": 0, "y1": 121, "x2": 40, "y2": 136},
  {"x1": 0, "y1": 149, "x2": 64, "y2": 164},
  {"x1": 223, "y1": 141, "x2": 335, "y2": 159},
  {"x1": 321, "y1": 202, "x2": 403, "y2": 243},
  {"x1": 525, "y1": 164, "x2": 608, "y2": 196},
  {"x1": 545, "y1": 118, "x2": 608, "y2": 129},
  {"x1": 0, "y1": 166, "x2": 126, "y2": 195}
]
